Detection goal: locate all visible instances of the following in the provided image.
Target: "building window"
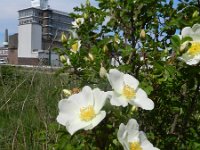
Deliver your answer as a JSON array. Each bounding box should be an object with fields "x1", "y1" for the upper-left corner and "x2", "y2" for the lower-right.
[{"x1": 32, "y1": 49, "x2": 38, "y2": 53}]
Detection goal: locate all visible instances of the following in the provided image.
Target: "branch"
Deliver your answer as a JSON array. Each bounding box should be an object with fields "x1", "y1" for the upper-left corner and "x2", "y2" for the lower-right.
[{"x1": 170, "y1": 114, "x2": 179, "y2": 134}]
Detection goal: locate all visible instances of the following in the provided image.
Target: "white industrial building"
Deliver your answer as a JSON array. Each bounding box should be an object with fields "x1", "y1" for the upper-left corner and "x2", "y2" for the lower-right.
[{"x1": 1, "y1": 0, "x2": 73, "y2": 66}]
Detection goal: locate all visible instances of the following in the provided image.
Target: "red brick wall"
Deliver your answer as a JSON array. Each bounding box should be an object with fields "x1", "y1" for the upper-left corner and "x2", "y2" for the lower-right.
[
  {"x1": 8, "y1": 49, "x2": 18, "y2": 64},
  {"x1": 18, "y1": 57, "x2": 39, "y2": 65}
]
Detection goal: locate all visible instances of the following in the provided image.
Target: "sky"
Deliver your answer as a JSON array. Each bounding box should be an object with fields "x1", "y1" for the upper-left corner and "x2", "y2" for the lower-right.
[
  {"x1": 0, "y1": 0, "x2": 98, "y2": 46},
  {"x1": 0, "y1": 0, "x2": 179, "y2": 47}
]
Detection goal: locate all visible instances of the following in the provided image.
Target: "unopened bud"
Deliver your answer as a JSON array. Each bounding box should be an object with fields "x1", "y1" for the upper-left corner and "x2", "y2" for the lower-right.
[
  {"x1": 192, "y1": 10, "x2": 199, "y2": 18},
  {"x1": 99, "y1": 66, "x2": 107, "y2": 78},
  {"x1": 103, "y1": 45, "x2": 108, "y2": 53},
  {"x1": 66, "y1": 57, "x2": 71, "y2": 66},
  {"x1": 180, "y1": 41, "x2": 191, "y2": 53},
  {"x1": 114, "y1": 34, "x2": 120, "y2": 44},
  {"x1": 131, "y1": 106, "x2": 138, "y2": 112},
  {"x1": 61, "y1": 33, "x2": 67, "y2": 43},
  {"x1": 60, "y1": 55, "x2": 66, "y2": 63},
  {"x1": 83, "y1": 13, "x2": 88, "y2": 19},
  {"x1": 62, "y1": 89, "x2": 71, "y2": 97},
  {"x1": 88, "y1": 53, "x2": 94, "y2": 61},
  {"x1": 140, "y1": 29, "x2": 146, "y2": 40},
  {"x1": 164, "y1": 49, "x2": 168, "y2": 54},
  {"x1": 86, "y1": 0, "x2": 90, "y2": 6},
  {"x1": 84, "y1": 56, "x2": 89, "y2": 61}
]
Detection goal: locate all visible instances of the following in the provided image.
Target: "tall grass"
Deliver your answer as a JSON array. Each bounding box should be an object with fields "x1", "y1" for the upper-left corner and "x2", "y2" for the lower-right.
[{"x1": 0, "y1": 65, "x2": 69, "y2": 150}]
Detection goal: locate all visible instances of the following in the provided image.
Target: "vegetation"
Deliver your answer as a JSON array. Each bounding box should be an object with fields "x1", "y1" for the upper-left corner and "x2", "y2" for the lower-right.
[
  {"x1": 55, "y1": 0, "x2": 200, "y2": 149},
  {"x1": 0, "y1": 66, "x2": 69, "y2": 149},
  {"x1": 1, "y1": 0, "x2": 200, "y2": 149}
]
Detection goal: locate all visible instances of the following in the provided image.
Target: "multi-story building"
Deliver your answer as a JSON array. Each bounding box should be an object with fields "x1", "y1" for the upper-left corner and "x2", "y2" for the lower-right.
[{"x1": 12, "y1": 0, "x2": 73, "y2": 65}]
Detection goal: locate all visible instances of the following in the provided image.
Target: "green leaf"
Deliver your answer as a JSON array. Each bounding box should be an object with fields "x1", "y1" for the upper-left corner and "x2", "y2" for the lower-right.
[
  {"x1": 171, "y1": 35, "x2": 181, "y2": 50},
  {"x1": 181, "y1": 36, "x2": 193, "y2": 43}
]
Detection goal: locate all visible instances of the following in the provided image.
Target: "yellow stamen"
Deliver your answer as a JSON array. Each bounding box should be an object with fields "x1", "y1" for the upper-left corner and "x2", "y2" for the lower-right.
[
  {"x1": 122, "y1": 85, "x2": 136, "y2": 100},
  {"x1": 130, "y1": 142, "x2": 142, "y2": 150},
  {"x1": 188, "y1": 42, "x2": 200, "y2": 56},
  {"x1": 80, "y1": 105, "x2": 96, "y2": 121}
]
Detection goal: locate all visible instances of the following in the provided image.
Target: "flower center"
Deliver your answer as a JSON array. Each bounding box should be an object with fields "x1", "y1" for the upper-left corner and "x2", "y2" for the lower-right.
[
  {"x1": 130, "y1": 142, "x2": 142, "y2": 150},
  {"x1": 122, "y1": 85, "x2": 136, "y2": 100},
  {"x1": 188, "y1": 42, "x2": 200, "y2": 56},
  {"x1": 80, "y1": 105, "x2": 96, "y2": 121}
]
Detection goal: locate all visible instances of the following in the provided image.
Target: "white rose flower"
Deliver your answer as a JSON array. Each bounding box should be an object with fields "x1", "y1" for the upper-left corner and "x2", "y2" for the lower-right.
[
  {"x1": 72, "y1": 18, "x2": 84, "y2": 28},
  {"x1": 70, "y1": 40, "x2": 81, "y2": 53},
  {"x1": 179, "y1": 24, "x2": 200, "y2": 65},
  {"x1": 118, "y1": 119, "x2": 159, "y2": 150},
  {"x1": 111, "y1": 56, "x2": 124, "y2": 67},
  {"x1": 57, "y1": 86, "x2": 107, "y2": 135},
  {"x1": 107, "y1": 69, "x2": 154, "y2": 110}
]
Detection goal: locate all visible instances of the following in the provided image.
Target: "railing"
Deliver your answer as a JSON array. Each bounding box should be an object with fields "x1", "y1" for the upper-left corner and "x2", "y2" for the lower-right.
[{"x1": 0, "y1": 50, "x2": 8, "y2": 55}]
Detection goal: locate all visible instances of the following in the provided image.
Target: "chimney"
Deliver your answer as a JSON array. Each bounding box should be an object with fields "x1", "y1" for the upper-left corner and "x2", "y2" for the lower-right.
[
  {"x1": 31, "y1": 0, "x2": 49, "y2": 9},
  {"x1": 3, "y1": 29, "x2": 8, "y2": 47}
]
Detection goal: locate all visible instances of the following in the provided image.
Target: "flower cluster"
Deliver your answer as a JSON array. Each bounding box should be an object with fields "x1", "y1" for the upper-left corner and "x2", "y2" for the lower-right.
[
  {"x1": 61, "y1": 18, "x2": 84, "y2": 55},
  {"x1": 57, "y1": 14, "x2": 159, "y2": 150},
  {"x1": 57, "y1": 69, "x2": 159, "y2": 149}
]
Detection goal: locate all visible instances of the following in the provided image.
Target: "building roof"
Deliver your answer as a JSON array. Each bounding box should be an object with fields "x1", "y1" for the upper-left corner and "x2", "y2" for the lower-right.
[{"x1": 18, "y1": 7, "x2": 70, "y2": 17}]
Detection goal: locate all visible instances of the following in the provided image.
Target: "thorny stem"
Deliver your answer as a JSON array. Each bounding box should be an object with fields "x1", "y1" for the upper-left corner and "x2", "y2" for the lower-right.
[{"x1": 170, "y1": 114, "x2": 179, "y2": 134}]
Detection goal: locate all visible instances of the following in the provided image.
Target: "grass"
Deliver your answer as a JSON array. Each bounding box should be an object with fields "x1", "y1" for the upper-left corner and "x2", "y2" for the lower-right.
[{"x1": 0, "y1": 65, "x2": 70, "y2": 150}]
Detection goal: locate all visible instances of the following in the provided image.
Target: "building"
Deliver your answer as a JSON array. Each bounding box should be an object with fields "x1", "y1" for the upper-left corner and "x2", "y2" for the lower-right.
[
  {"x1": 0, "y1": 29, "x2": 8, "y2": 63},
  {"x1": 5, "y1": 0, "x2": 73, "y2": 66},
  {"x1": 0, "y1": 47, "x2": 8, "y2": 64}
]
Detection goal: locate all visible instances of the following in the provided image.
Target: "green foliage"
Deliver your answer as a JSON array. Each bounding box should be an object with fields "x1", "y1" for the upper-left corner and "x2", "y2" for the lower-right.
[
  {"x1": 54, "y1": 0, "x2": 200, "y2": 149},
  {"x1": 0, "y1": 66, "x2": 69, "y2": 149},
  {"x1": 2, "y1": 0, "x2": 199, "y2": 149}
]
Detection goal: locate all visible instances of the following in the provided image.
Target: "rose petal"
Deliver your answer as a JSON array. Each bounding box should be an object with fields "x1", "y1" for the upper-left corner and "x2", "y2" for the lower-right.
[
  {"x1": 124, "y1": 74, "x2": 139, "y2": 90},
  {"x1": 110, "y1": 92, "x2": 128, "y2": 107},
  {"x1": 117, "y1": 123, "x2": 130, "y2": 150},
  {"x1": 93, "y1": 88, "x2": 107, "y2": 112},
  {"x1": 181, "y1": 27, "x2": 193, "y2": 38},
  {"x1": 88, "y1": 111, "x2": 106, "y2": 130},
  {"x1": 140, "y1": 131, "x2": 159, "y2": 150},
  {"x1": 107, "y1": 69, "x2": 124, "y2": 93},
  {"x1": 66, "y1": 119, "x2": 90, "y2": 135},
  {"x1": 81, "y1": 86, "x2": 94, "y2": 107},
  {"x1": 131, "y1": 88, "x2": 154, "y2": 110}
]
